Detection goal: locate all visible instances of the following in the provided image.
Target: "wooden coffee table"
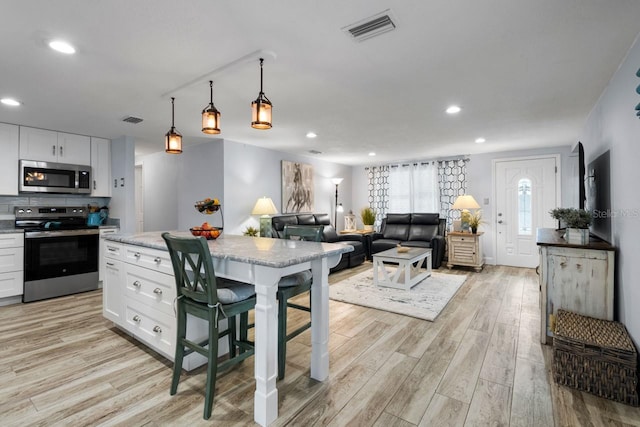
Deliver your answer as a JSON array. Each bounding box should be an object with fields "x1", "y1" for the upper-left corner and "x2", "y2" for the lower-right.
[{"x1": 372, "y1": 247, "x2": 432, "y2": 290}]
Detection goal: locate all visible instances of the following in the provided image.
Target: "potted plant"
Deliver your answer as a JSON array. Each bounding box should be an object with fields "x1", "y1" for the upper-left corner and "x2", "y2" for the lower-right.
[
  {"x1": 549, "y1": 208, "x2": 592, "y2": 244},
  {"x1": 360, "y1": 207, "x2": 376, "y2": 231},
  {"x1": 468, "y1": 210, "x2": 485, "y2": 234},
  {"x1": 243, "y1": 226, "x2": 259, "y2": 237}
]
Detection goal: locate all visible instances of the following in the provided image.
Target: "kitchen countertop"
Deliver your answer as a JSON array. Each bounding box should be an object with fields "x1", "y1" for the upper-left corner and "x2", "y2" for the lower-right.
[
  {"x1": 0, "y1": 220, "x2": 22, "y2": 234},
  {"x1": 105, "y1": 231, "x2": 352, "y2": 268}
]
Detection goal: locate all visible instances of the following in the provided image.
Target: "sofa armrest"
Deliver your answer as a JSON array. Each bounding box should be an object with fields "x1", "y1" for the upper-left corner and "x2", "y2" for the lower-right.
[
  {"x1": 370, "y1": 232, "x2": 384, "y2": 241},
  {"x1": 336, "y1": 233, "x2": 365, "y2": 243},
  {"x1": 430, "y1": 235, "x2": 445, "y2": 268}
]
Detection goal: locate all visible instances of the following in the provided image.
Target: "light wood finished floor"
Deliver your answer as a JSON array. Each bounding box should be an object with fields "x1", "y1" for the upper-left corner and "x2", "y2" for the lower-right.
[{"x1": 2, "y1": 264, "x2": 639, "y2": 426}]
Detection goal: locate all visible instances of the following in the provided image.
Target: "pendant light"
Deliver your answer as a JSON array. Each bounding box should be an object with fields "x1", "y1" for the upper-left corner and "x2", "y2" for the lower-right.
[
  {"x1": 251, "y1": 58, "x2": 272, "y2": 129},
  {"x1": 165, "y1": 97, "x2": 182, "y2": 154},
  {"x1": 202, "y1": 80, "x2": 221, "y2": 134}
]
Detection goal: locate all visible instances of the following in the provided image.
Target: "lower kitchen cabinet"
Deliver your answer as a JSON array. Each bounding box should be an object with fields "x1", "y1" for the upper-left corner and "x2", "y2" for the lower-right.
[
  {"x1": 0, "y1": 233, "x2": 24, "y2": 299},
  {"x1": 102, "y1": 241, "x2": 211, "y2": 370}
]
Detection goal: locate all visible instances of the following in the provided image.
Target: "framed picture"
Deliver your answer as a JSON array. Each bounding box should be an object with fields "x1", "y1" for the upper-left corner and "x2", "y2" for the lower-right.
[{"x1": 282, "y1": 160, "x2": 314, "y2": 213}]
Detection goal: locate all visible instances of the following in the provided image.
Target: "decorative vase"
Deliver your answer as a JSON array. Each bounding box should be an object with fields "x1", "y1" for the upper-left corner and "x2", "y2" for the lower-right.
[
  {"x1": 471, "y1": 226, "x2": 478, "y2": 234},
  {"x1": 565, "y1": 227, "x2": 589, "y2": 245},
  {"x1": 363, "y1": 224, "x2": 374, "y2": 231}
]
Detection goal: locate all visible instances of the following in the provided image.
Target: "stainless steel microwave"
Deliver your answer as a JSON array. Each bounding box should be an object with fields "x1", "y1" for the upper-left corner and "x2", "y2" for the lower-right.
[{"x1": 19, "y1": 160, "x2": 92, "y2": 194}]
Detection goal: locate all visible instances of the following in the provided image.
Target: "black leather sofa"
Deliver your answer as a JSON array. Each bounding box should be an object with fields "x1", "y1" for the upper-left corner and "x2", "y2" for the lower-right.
[
  {"x1": 369, "y1": 213, "x2": 446, "y2": 269},
  {"x1": 272, "y1": 213, "x2": 366, "y2": 273}
]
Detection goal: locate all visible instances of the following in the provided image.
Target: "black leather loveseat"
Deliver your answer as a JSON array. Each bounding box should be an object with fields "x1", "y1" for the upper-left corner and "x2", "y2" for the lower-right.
[
  {"x1": 272, "y1": 213, "x2": 366, "y2": 273},
  {"x1": 369, "y1": 213, "x2": 446, "y2": 269}
]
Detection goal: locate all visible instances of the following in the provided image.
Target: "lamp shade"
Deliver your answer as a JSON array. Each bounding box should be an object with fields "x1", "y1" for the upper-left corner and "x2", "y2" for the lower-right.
[
  {"x1": 452, "y1": 195, "x2": 480, "y2": 210},
  {"x1": 251, "y1": 197, "x2": 278, "y2": 216},
  {"x1": 331, "y1": 177, "x2": 343, "y2": 185}
]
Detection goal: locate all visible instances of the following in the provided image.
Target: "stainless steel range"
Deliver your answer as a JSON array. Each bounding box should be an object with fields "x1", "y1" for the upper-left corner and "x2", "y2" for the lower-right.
[{"x1": 15, "y1": 206, "x2": 99, "y2": 302}]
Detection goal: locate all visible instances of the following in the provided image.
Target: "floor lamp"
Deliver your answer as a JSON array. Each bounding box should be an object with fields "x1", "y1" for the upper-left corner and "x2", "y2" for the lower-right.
[
  {"x1": 252, "y1": 197, "x2": 278, "y2": 237},
  {"x1": 331, "y1": 178, "x2": 343, "y2": 228}
]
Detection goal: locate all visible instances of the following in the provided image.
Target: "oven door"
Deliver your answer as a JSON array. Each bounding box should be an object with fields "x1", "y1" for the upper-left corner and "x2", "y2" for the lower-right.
[{"x1": 24, "y1": 230, "x2": 99, "y2": 282}]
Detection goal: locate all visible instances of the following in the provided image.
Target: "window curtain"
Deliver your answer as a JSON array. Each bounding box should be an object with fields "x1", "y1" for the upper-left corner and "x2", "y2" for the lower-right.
[
  {"x1": 438, "y1": 159, "x2": 469, "y2": 227},
  {"x1": 388, "y1": 162, "x2": 439, "y2": 213},
  {"x1": 366, "y1": 165, "x2": 389, "y2": 228}
]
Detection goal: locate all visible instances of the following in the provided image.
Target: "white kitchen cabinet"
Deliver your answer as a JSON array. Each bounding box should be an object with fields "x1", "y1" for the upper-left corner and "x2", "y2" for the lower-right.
[
  {"x1": 0, "y1": 123, "x2": 19, "y2": 195},
  {"x1": 0, "y1": 233, "x2": 24, "y2": 299},
  {"x1": 537, "y1": 228, "x2": 615, "y2": 344},
  {"x1": 91, "y1": 137, "x2": 112, "y2": 197},
  {"x1": 102, "y1": 240, "x2": 209, "y2": 370},
  {"x1": 19, "y1": 126, "x2": 90, "y2": 165},
  {"x1": 99, "y1": 228, "x2": 119, "y2": 283}
]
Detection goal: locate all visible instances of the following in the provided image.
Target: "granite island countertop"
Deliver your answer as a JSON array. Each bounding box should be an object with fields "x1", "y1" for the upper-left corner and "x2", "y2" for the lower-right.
[{"x1": 105, "y1": 231, "x2": 353, "y2": 268}]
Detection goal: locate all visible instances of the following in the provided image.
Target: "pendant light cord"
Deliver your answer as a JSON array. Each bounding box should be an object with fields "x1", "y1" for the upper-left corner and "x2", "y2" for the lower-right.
[
  {"x1": 209, "y1": 80, "x2": 214, "y2": 104},
  {"x1": 170, "y1": 97, "x2": 175, "y2": 128},
  {"x1": 259, "y1": 58, "x2": 264, "y2": 95}
]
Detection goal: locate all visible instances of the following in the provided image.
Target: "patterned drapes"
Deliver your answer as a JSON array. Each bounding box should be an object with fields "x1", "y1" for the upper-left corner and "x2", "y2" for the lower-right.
[
  {"x1": 366, "y1": 165, "x2": 389, "y2": 228},
  {"x1": 438, "y1": 159, "x2": 469, "y2": 227}
]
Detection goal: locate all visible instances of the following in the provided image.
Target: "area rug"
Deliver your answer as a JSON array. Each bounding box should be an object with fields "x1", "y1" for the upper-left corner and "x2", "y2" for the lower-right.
[{"x1": 329, "y1": 269, "x2": 467, "y2": 321}]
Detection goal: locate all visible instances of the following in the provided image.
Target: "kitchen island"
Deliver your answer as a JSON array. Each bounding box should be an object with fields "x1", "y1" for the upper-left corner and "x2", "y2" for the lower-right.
[{"x1": 102, "y1": 231, "x2": 351, "y2": 426}]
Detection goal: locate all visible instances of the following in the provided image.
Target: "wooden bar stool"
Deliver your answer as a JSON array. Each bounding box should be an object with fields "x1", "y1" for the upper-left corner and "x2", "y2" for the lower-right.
[{"x1": 162, "y1": 232, "x2": 256, "y2": 420}]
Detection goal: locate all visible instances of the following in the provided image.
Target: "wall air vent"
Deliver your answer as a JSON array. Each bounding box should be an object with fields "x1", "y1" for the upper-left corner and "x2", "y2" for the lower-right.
[
  {"x1": 122, "y1": 116, "x2": 143, "y2": 124},
  {"x1": 309, "y1": 150, "x2": 322, "y2": 155},
  {"x1": 342, "y1": 9, "x2": 397, "y2": 42}
]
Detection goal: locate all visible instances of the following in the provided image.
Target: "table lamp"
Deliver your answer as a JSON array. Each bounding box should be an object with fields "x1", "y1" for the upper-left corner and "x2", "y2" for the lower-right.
[
  {"x1": 452, "y1": 194, "x2": 480, "y2": 232},
  {"x1": 251, "y1": 197, "x2": 278, "y2": 237}
]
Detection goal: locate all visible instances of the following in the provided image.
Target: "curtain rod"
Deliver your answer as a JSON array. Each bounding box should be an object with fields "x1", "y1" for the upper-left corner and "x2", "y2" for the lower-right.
[{"x1": 364, "y1": 156, "x2": 470, "y2": 170}]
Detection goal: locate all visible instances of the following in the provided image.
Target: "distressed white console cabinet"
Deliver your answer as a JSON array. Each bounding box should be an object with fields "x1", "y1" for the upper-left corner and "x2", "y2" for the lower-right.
[{"x1": 537, "y1": 228, "x2": 615, "y2": 344}]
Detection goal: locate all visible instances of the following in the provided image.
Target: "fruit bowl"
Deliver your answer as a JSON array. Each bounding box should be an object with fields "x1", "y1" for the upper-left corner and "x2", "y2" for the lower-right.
[
  {"x1": 195, "y1": 198, "x2": 221, "y2": 214},
  {"x1": 190, "y1": 227, "x2": 223, "y2": 240}
]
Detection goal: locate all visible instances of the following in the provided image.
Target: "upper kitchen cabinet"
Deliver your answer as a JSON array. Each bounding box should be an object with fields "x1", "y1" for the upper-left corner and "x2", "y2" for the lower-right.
[
  {"x1": 0, "y1": 123, "x2": 19, "y2": 195},
  {"x1": 19, "y1": 126, "x2": 91, "y2": 165},
  {"x1": 91, "y1": 137, "x2": 112, "y2": 197}
]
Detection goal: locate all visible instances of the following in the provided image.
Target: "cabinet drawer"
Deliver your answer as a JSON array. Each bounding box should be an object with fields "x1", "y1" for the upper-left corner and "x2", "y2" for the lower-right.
[
  {"x1": 124, "y1": 265, "x2": 176, "y2": 316},
  {"x1": 0, "y1": 233, "x2": 24, "y2": 249},
  {"x1": 124, "y1": 246, "x2": 173, "y2": 275},
  {"x1": 450, "y1": 235, "x2": 475, "y2": 244},
  {"x1": 0, "y1": 247, "x2": 24, "y2": 274},
  {"x1": 104, "y1": 242, "x2": 123, "y2": 260},
  {"x1": 123, "y1": 298, "x2": 174, "y2": 359},
  {"x1": 0, "y1": 271, "x2": 23, "y2": 298}
]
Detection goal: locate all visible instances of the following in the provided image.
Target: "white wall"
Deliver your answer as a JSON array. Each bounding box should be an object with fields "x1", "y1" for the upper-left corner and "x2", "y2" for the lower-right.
[
  {"x1": 110, "y1": 136, "x2": 136, "y2": 233},
  {"x1": 579, "y1": 35, "x2": 640, "y2": 345},
  {"x1": 223, "y1": 140, "x2": 353, "y2": 235},
  {"x1": 138, "y1": 138, "x2": 353, "y2": 235}
]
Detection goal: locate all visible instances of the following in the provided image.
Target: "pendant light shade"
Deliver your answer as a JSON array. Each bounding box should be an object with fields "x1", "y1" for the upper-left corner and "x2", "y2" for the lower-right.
[
  {"x1": 251, "y1": 58, "x2": 272, "y2": 129},
  {"x1": 165, "y1": 97, "x2": 182, "y2": 154},
  {"x1": 202, "y1": 80, "x2": 221, "y2": 134}
]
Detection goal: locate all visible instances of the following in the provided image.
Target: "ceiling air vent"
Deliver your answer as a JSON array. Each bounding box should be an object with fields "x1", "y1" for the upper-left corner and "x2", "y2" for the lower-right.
[
  {"x1": 122, "y1": 116, "x2": 143, "y2": 124},
  {"x1": 343, "y1": 9, "x2": 397, "y2": 42}
]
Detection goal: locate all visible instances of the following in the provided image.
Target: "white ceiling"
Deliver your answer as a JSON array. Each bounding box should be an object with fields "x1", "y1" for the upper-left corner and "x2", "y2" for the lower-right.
[{"x1": 1, "y1": 1, "x2": 639, "y2": 165}]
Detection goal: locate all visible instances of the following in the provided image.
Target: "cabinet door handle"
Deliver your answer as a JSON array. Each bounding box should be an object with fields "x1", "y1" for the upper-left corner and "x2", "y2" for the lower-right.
[
  {"x1": 153, "y1": 325, "x2": 162, "y2": 333},
  {"x1": 93, "y1": 180, "x2": 96, "y2": 190},
  {"x1": 153, "y1": 288, "x2": 163, "y2": 295},
  {"x1": 134, "y1": 252, "x2": 141, "y2": 258},
  {"x1": 60, "y1": 146, "x2": 63, "y2": 157},
  {"x1": 106, "y1": 262, "x2": 114, "y2": 266},
  {"x1": 133, "y1": 315, "x2": 141, "y2": 323},
  {"x1": 133, "y1": 280, "x2": 141, "y2": 288},
  {"x1": 52, "y1": 145, "x2": 56, "y2": 156},
  {"x1": 108, "y1": 247, "x2": 117, "y2": 252},
  {"x1": 154, "y1": 257, "x2": 161, "y2": 263}
]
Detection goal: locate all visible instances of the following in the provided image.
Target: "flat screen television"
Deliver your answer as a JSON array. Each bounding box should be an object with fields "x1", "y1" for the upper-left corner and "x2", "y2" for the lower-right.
[
  {"x1": 569, "y1": 142, "x2": 586, "y2": 209},
  {"x1": 586, "y1": 150, "x2": 611, "y2": 243}
]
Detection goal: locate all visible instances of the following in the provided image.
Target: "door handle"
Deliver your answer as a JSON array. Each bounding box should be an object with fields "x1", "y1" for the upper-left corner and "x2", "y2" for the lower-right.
[{"x1": 498, "y1": 220, "x2": 503, "y2": 224}]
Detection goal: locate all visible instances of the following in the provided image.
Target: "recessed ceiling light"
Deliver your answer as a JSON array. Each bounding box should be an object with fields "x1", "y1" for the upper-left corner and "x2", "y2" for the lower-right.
[
  {"x1": 49, "y1": 40, "x2": 76, "y2": 54},
  {"x1": 306, "y1": 132, "x2": 317, "y2": 138},
  {"x1": 368, "y1": 152, "x2": 376, "y2": 156},
  {"x1": 475, "y1": 137, "x2": 486, "y2": 144},
  {"x1": 1, "y1": 98, "x2": 21, "y2": 106},
  {"x1": 446, "y1": 105, "x2": 461, "y2": 114}
]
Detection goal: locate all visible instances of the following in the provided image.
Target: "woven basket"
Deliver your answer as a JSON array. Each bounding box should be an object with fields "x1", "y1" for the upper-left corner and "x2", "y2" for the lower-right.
[{"x1": 553, "y1": 309, "x2": 639, "y2": 406}]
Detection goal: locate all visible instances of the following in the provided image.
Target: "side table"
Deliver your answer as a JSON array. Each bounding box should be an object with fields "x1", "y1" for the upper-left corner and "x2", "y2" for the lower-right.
[{"x1": 446, "y1": 231, "x2": 483, "y2": 272}]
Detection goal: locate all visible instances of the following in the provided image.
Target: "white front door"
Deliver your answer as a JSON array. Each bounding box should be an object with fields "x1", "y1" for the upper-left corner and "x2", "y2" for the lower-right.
[{"x1": 495, "y1": 156, "x2": 559, "y2": 268}]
